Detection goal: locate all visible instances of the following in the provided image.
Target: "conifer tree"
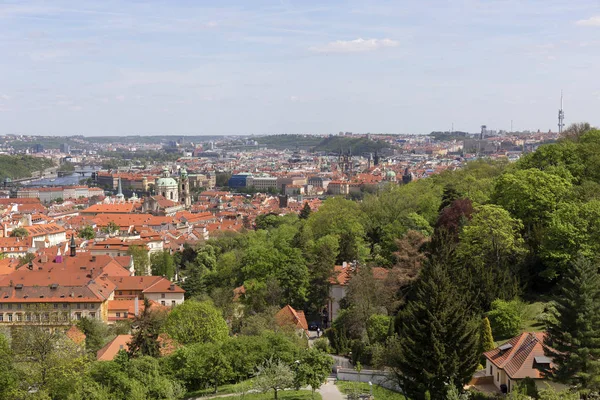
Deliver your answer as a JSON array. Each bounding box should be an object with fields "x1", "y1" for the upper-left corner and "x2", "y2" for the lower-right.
[
  {"x1": 390, "y1": 259, "x2": 480, "y2": 400},
  {"x1": 299, "y1": 202, "x2": 312, "y2": 219},
  {"x1": 544, "y1": 256, "x2": 600, "y2": 394},
  {"x1": 481, "y1": 317, "x2": 495, "y2": 352},
  {"x1": 128, "y1": 298, "x2": 166, "y2": 358}
]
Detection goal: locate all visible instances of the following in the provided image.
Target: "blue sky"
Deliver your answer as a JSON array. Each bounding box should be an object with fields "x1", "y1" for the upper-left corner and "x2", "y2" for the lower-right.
[{"x1": 0, "y1": 0, "x2": 599, "y2": 136}]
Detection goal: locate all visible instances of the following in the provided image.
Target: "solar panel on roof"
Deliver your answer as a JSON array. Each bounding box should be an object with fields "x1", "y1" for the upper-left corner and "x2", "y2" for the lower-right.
[
  {"x1": 498, "y1": 343, "x2": 513, "y2": 351},
  {"x1": 534, "y1": 356, "x2": 552, "y2": 364}
]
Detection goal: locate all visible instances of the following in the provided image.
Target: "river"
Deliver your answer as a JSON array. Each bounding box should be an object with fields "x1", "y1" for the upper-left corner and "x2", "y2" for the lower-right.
[{"x1": 24, "y1": 166, "x2": 99, "y2": 187}]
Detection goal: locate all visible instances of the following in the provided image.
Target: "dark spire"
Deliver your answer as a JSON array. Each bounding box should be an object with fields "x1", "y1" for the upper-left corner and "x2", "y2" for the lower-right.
[{"x1": 70, "y1": 234, "x2": 76, "y2": 257}]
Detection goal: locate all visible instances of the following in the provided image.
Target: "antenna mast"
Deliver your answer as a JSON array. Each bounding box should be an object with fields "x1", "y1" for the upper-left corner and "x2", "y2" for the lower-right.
[{"x1": 558, "y1": 90, "x2": 565, "y2": 134}]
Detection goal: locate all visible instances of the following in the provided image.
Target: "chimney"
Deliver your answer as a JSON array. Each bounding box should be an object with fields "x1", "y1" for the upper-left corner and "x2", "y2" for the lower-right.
[
  {"x1": 169, "y1": 283, "x2": 175, "y2": 291},
  {"x1": 28, "y1": 260, "x2": 34, "y2": 270},
  {"x1": 70, "y1": 234, "x2": 76, "y2": 257},
  {"x1": 342, "y1": 261, "x2": 347, "y2": 268},
  {"x1": 91, "y1": 255, "x2": 96, "y2": 262},
  {"x1": 134, "y1": 297, "x2": 139, "y2": 317}
]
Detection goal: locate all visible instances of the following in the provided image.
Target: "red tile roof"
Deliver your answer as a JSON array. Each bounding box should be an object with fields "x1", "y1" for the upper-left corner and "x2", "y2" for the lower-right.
[
  {"x1": 484, "y1": 332, "x2": 552, "y2": 379},
  {"x1": 275, "y1": 305, "x2": 309, "y2": 332}
]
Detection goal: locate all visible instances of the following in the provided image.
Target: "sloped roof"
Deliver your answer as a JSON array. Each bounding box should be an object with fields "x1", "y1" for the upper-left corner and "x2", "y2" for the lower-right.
[
  {"x1": 275, "y1": 305, "x2": 309, "y2": 332},
  {"x1": 484, "y1": 332, "x2": 552, "y2": 379},
  {"x1": 65, "y1": 325, "x2": 86, "y2": 345}
]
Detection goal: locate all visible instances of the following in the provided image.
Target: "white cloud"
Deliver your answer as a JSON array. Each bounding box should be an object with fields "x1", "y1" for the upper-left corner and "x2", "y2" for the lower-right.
[
  {"x1": 576, "y1": 16, "x2": 600, "y2": 26},
  {"x1": 309, "y1": 38, "x2": 399, "y2": 53},
  {"x1": 290, "y1": 95, "x2": 299, "y2": 102},
  {"x1": 115, "y1": 95, "x2": 126, "y2": 102}
]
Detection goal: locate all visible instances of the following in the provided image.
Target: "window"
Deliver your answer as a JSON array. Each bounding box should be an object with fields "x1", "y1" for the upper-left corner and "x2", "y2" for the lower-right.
[
  {"x1": 75, "y1": 312, "x2": 81, "y2": 320},
  {"x1": 161, "y1": 301, "x2": 165, "y2": 306},
  {"x1": 17, "y1": 303, "x2": 22, "y2": 310},
  {"x1": 25, "y1": 313, "x2": 31, "y2": 321},
  {"x1": 123, "y1": 312, "x2": 128, "y2": 318},
  {"x1": 7, "y1": 304, "x2": 11, "y2": 310},
  {"x1": 490, "y1": 365, "x2": 492, "y2": 375},
  {"x1": 171, "y1": 300, "x2": 176, "y2": 307},
  {"x1": 76, "y1": 303, "x2": 81, "y2": 309},
  {"x1": 116, "y1": 312, "x2": 121, "y2": 318},
  {"x1": 16, "y1": 313, "x2": 22, "y2": 322},
  {"x1": 497, "y1": 373, "x2": 499, "y2": 382},
  {"x1": 0, "y1": 304, "x2": 2, "y2": 310},
  {"x1": 118, "y1": 291, "x2": 123, "y2": 295},
  {"x1": 63, "y1": 303, "x2": 68, "y2": 309},
  {"x1": 54, "y1": 303, "x2": 58, "y2": 309},
  {"x1": 7, "y1": 314, "x2": 12, "y2": 322},
  {"x1": 89, "y1": 312, "x2": 96, "y2": 318},
  {"x1": 0, "y1": 314, "x2": 3, "y2": 322},
  {"x1": 161, "y1": 293, "x2": 165, "y2": 299}
]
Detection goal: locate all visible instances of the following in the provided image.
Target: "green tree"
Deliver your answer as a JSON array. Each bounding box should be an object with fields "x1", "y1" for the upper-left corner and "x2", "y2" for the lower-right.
[
  {"x1": 10, "y1": 227, "x2": 29, "y2": 238},
  {"x1": 390, "y1": 260, "x2": 480, "y2": 400},
  {"x1": 294, "y1": 348, "x2": 334, "y2": 398},
  {"x1": 480, "y1": 317, "x2": 495, "y2": 353},
  {"x1": 306, "y1": 234, "x2": 338, "y2": 315},
  {"x1": 541, "y1": 200, "x2": 600, "y2": 280},
  {"x1": 254, "y1": 357, "x2": 295, "y2": 400},
  {"x1": 128, "y1": 298, "x2": 167, "y2": 358},
  {"x1": 455, "y1": 204, "x2": 525, "y2": 310},
  {"x1": 175, "y1": 341, "x2": 233, "y2": 393},
  {"x1": 544, "y1": 256, "x2": 600, "y2": 394},
  {"x1": 164, "y1": 300, "x2": 229, "y2": 345},
  {"x1": 77, "y1": 225, "x2": 96, "y2": 240},
  {"x1": 150, "y1": 250, "x2": 175, "y2": 279},
  {"x1": 299, "y1": 202, "x2": 312, "y2": 219},
  {"x1": 102, "y1": 221, "x2": 120, "y2": 235},
  {"x1": 0, "y1": 333, "x2": 17, "y2": 399},
  {"x1": 11, "y1": 325, "x2": 81, "y2": 392},
  {"x1": 128, "y1": 245, "x2": 150, "y2": 276},
  {"x1": 77, "y1": 317, "x2": 109, "y2": 355},
  {"x1": 492, "y1": 168, "x2": 572, "y2": 234},
  {"x1": 487, "y1": 299, "x2": 523, "y2": 339},
  {"x1": 308, "y1": 197, "x2": 369, "y2": 263}
]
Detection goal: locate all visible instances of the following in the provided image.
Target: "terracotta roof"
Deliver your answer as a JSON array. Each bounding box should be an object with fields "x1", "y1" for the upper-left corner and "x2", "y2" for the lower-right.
[
  {"x1": 81, "y1": 203, "x2": 136, "y2": 214},
  {"x1": 484, "y1": 332, "x2": 552, "y2": 379},
  {"x1": 275, "y1": 305, "x2": 309, "y2": 332},
  {"x1": 97, "y1": 334, "x2": 131, "y2": 361},
  {"x1": 108, "y1": 276, "x2": 184, "y2": 293},
  {"x1": 23, "y1": 223, "x2": 66, "y2": 237},
  {"x1": 65, "y1": 325, "x2": 86, "y2": 345},
  {"x1": 96, "y1": 333, "x2": 178, "y2": 360}
]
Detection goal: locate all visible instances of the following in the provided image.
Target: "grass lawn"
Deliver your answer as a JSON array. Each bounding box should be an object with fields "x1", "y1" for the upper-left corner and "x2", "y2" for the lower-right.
[
  {"x1": 336, "y1": 381, "x2": 407, "y2": 400},
  {"x1": 225, "y1": 391, "x2": 322, "y2": 400},
  {"x1": 186, "y1": 379, "x2": 255, "y2": 398},
  {"x1": 520, "y1": 301, "x2": 547, "y2": 332}
]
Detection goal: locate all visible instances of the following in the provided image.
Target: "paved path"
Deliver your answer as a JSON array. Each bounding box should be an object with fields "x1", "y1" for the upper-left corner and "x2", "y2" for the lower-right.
[{"x1": 318, "y1": 378, "x2": 345, "y2": 400}]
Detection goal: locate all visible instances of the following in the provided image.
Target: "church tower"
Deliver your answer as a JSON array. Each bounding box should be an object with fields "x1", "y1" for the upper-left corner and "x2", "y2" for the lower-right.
[{"x1": 179, "y1": 167, "x2": 191, "y2": 208}]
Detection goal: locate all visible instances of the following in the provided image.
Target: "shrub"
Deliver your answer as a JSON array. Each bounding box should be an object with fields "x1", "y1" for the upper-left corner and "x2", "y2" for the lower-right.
[{"x1": 487, "y1": 299, "x2": 523, "y2": 339}]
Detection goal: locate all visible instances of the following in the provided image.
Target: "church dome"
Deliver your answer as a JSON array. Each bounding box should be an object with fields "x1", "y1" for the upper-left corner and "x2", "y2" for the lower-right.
[{"x1": 156, "y1": 177, "x2": 178, "y2": 187}]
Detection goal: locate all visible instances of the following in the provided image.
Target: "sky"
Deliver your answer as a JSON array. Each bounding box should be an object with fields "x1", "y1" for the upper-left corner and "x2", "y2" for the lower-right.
[{"x1": 1, "y1": 0, "x2": 600, "y2": 136}]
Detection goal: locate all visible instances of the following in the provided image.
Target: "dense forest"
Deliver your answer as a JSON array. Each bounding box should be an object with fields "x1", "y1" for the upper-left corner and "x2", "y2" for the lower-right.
[
  {"x1": 0, "y1": 155, "x2": 54, "y2": 180},
  {"x1": 3, "y1": 124, "x2": 600, "y2": 399}
]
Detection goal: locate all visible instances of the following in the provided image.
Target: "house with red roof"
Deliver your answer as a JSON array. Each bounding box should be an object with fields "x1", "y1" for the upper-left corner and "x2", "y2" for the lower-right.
[
  {"x1": 275, "y1": 305, "x2": 309, "y2": 338},
  {"x1": 484, "y1": 332, "x2": 563, "y2": 394},
  {"x1": 107, "y1": 276, "x2": 185, "y2": 308}
]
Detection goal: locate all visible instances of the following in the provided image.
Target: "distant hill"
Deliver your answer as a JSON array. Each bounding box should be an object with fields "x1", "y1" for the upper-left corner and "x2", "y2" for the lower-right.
[
  {"x1": 255, "y1": 134, "x2": 323, "y2": 150},
  {"x1": 0, "y1": 155, "x2": 54, "y2": 180},
  {"x1": 312, "y1": 136, "x2": 392, "y2": 155}
]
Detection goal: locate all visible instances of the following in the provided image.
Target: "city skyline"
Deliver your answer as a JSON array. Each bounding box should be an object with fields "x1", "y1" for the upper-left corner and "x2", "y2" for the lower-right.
[{"x1": 1, "y1": 0, "x2": 600, "y2": 136}]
